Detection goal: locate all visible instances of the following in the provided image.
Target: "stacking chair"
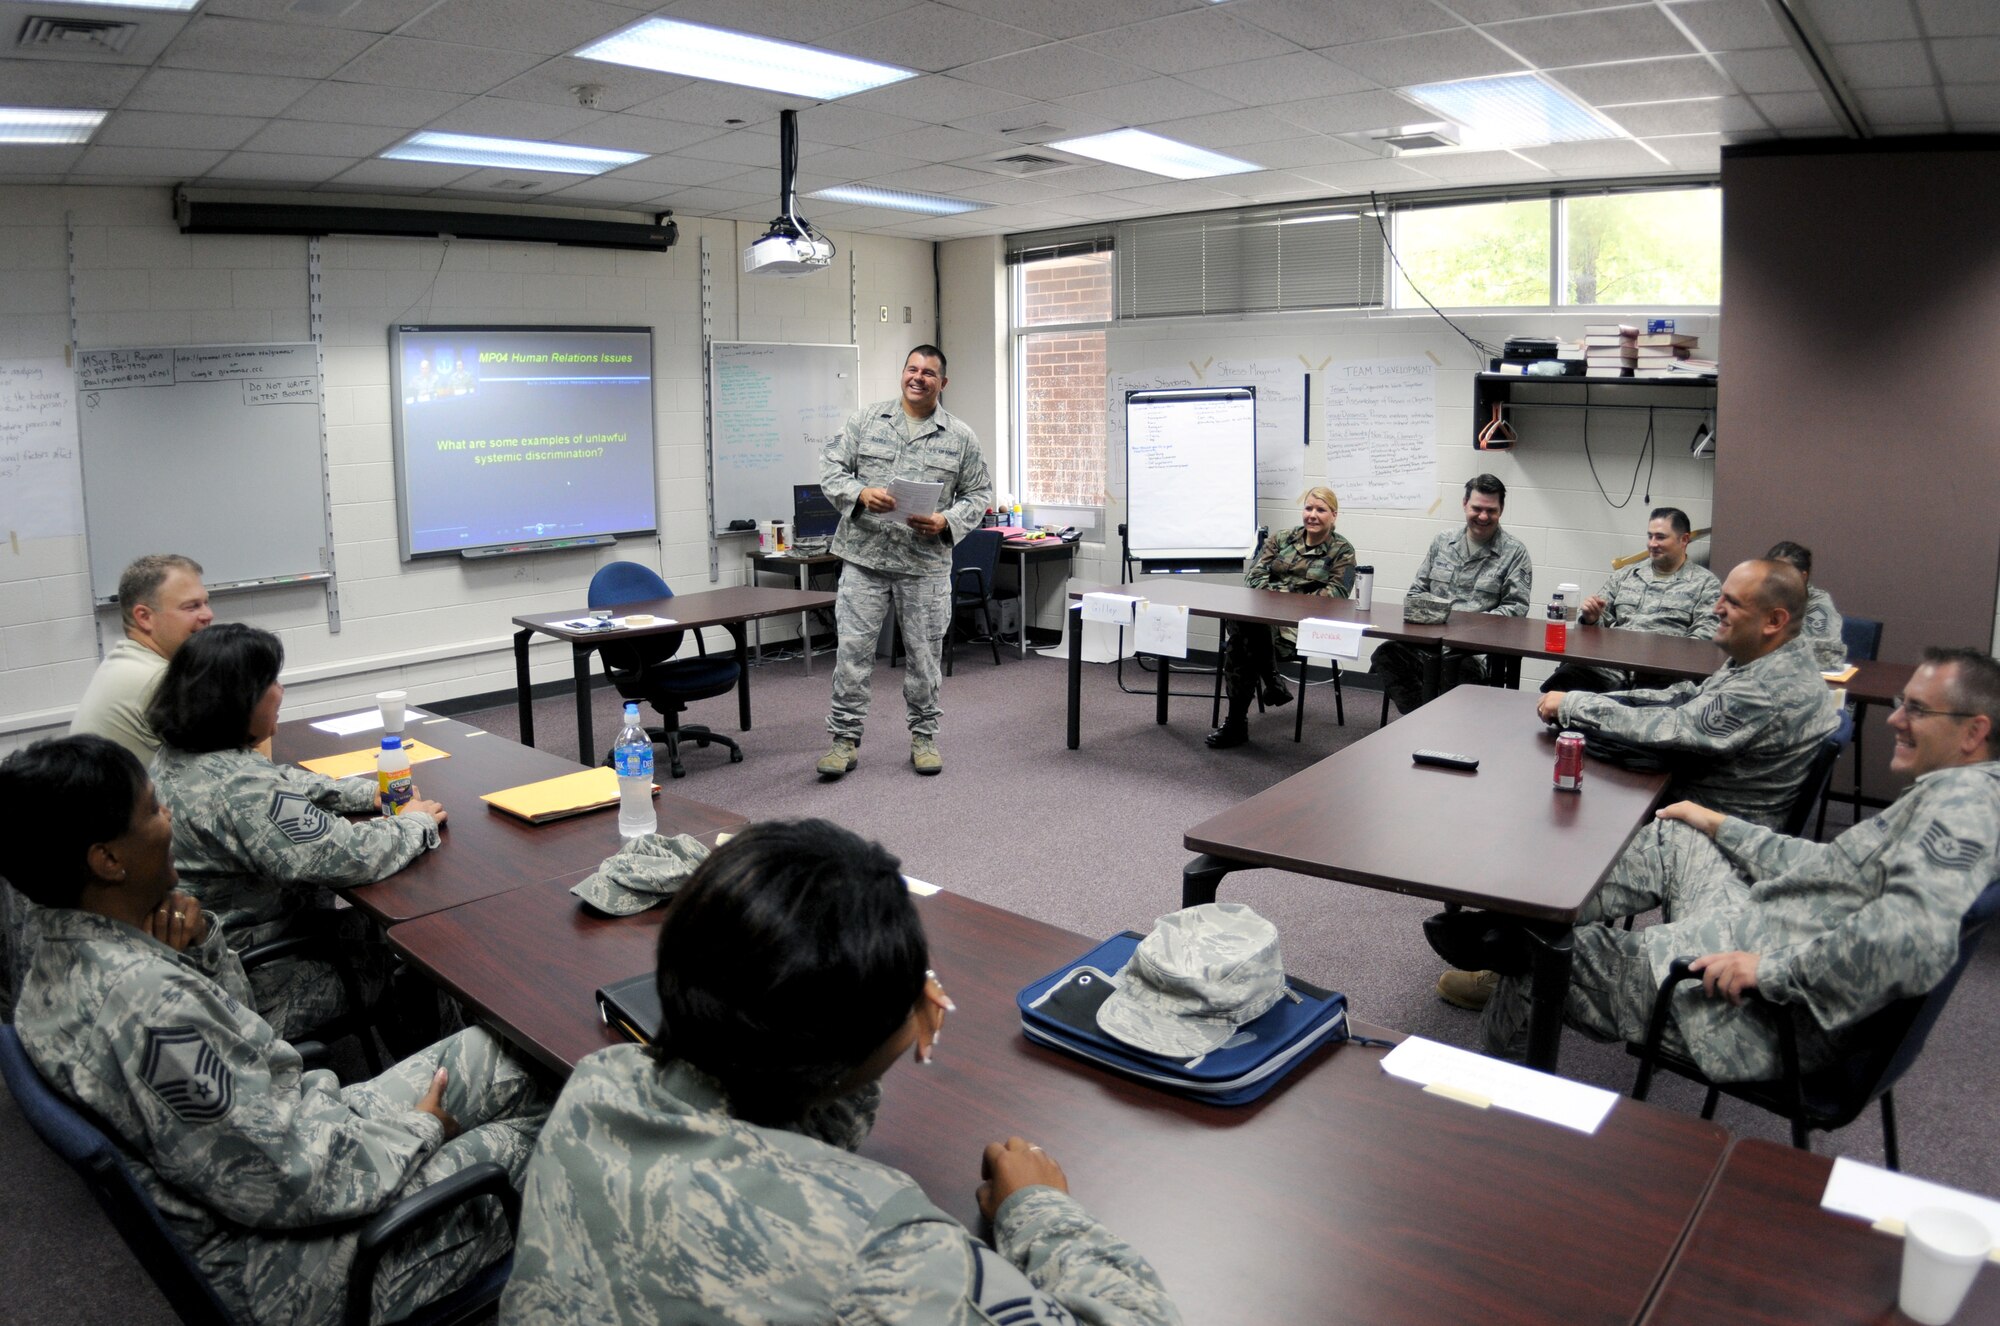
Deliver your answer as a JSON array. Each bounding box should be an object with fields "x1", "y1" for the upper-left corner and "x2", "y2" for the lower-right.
[
  {"x1": 1628, "y1": 876, "x2": 2000, "y2": 1170},
  {"x1": 587, "y1": 561, "x2": 743, "y2": 778},
  {"x1": 944, "y1": 528, "x2": 1005, "y2": 675},
  {"x1": 0, "y1": 1024, "x2": 518, "y2": 1326},
  {"x1": 1783, "y1": 715, "x2": 1851, "y2": 840},
  {"x1": 1819, "y1": 617, "x2": 1884, "y2": 836}
]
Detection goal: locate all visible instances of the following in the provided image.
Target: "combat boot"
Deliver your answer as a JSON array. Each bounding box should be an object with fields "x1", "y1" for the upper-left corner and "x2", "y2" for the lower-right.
[
  {"x1": 911, "y1": 734, "x2": 942, "y2": 775},
  {"x1": 816, "y1": 738, "x2": 858, "y2": 777}
]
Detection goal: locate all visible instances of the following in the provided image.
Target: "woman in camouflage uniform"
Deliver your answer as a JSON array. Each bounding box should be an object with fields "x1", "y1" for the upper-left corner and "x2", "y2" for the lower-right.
[{"x1": 1207, "y1": 485, "x2": 1358, "y2": 749}]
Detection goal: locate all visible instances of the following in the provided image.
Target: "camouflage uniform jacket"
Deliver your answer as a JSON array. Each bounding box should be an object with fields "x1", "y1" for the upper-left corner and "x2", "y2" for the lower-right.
[
  {"x1": 1247, "y1": 526, "x2": 1355, "y2": 653},
  {"x1": 1590, "y1": 558, "x2": 1721, "y2": 637},
  {"x1": 1803, "y1": 585, "x2": 1847, "y2": 671},
  {"x1": 152, "y1": 744, "x2": 437, "y2": 949},
  {"x1": 1411, "y1": 526, "x2": 1533, "y2": 616},
  {"x1": 1555, "y1": 633, "x2": 1840, "y2": 827},
  {"x1": 1638, "y1": 760, "x2": 2000, "y2": 1082},
  {"x1": 821, "y1": 399, "x2": 993, "y2": 578},
  {"x1": 14, "y1": 907, "x2": 448, "y2": 1323},
  {"x1": 503, "y1": 1047, "x2": 1181, "y2": 1326}
]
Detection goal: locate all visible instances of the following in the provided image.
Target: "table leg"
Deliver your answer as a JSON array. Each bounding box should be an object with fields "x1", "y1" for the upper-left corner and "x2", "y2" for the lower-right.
[
  {"x1": 1420, "y1": 646, "x2": 1444, "y2": 705},
  {"x1": 513, "y1": 629, "x2": 536, "y2": 749},
  {"x1": 1017, "y1": 547, "x2": 1030, "y2": 658},
  {"x1": 1295, "y1": 654, "x2": 1308, "y2": 743},
  {"x1": 572, "y1": 645, "x2": 595, "y2": 763},
  {"x1": 1182, "y1": 854, "x2": 1241, "y2": 908},
  {"x1": 1067, "y1": 604, "x2": 1082, "y2": 750},
  {"x1": 1524, "y1": 924, "x2": 1574, "y2": 1073},
  {"x1": 797, "y1": 563, "x2": 813, "y2": 677},
  {"x1": 1156, "y1": 649, "x2": 1170, "y2": 725},
  {"x1": 732, "y1": 624, "x2": 752, "y2": 730}
]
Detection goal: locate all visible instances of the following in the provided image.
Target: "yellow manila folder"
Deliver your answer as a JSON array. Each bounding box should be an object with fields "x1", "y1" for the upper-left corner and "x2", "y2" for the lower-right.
[
  {"x1": 481, "y1": 767, "x2": 651, "y2": 824},
  {"x1": 297, "y1": 740, "x2": 450, "y2": 779}
]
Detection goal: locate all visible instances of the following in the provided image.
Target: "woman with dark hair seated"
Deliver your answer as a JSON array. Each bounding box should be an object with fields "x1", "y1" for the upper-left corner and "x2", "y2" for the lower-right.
[
  {"x1": 147, "y1": 622, "x2": 446, "y2": 1038},
  {"x1": 4, "y1": 735, "x2": 549, "y2": 1326},
  {"x1": 502, "y1": 819, "x2": 1182, "y2": 1326}
]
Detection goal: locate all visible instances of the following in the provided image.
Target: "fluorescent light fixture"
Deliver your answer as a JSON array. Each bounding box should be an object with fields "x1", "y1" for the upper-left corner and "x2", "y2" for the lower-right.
[
  {"x1": 0, "y1": 107, "x2": 106, "y2": 145},
  {"x1": 1279, "y1": 212, "x2": 1368, "y2": 226},
  {"x1": 578, "y1": 18, "x2": 917, "y2": 100},
  {"x1": 380, "y1": 132, "x2": 645, "y2": 176},
  {"x1": 1046, "y1": 128, "x2": 1257, "y2": 180},
  {"x1": 807, "y1": 184, "x2": 989, "y2": 216},
  {"x1": 27, "y1": 0, "x2": 200, "y2": 7},
  {"x1": 1403, "y1": 73, "x2": 1620, "y2": 149}
]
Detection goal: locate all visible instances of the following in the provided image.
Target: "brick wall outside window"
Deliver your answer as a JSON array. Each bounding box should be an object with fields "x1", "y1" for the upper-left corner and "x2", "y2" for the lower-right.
[{"x1": 1018, "y1": 254, "x2": 1110, "y2": 507}]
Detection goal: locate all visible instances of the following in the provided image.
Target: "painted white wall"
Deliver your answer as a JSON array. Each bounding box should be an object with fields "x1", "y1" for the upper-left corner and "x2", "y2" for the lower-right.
[
  {"x1": 937, "y1": 235, "x2": 1006, "y2": 485},
  {"x1": 0, "y1": 186, "x2": 938, "y2": 753}
]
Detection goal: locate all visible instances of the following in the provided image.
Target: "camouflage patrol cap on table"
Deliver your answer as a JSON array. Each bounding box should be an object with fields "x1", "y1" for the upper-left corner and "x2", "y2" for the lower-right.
[
  {"x1": 1096, "y1": 902, "x2": 1286, "y2": 1060},
  {"x1": 1402, "y1": 591, "x2": 1452, "y2": 624},
  {"x1": 570, "y1": 832, "x2": 711, "y2": 915}
]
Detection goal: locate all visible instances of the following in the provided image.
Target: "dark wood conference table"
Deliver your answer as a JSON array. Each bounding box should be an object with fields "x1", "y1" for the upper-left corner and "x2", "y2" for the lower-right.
[
  {"x1": 390, "y1": 880, "x2": 1731, "y2": 1326},
  {"x1": 511, "y1": 585, "x2": 835, "y2": 760},
  {"x1": 744, "y1": 550, "x2": 842, "y2": 675},
  {"x1": 1183, "y1": 685, "x2": 1671, "y2": 1071},
  {"x1": 1640, "y1": 1138, "x2": 2000, "y2": 1325},
  {"x1": 1445, "y1": 610, "x2": 1724, "y2": 684},
  {"x1": 278, "y1": 712, "x2": 744, "y2": 924},
  {"x1": 1064, "y1": 579, "x2": 1451, "y2": 749}
]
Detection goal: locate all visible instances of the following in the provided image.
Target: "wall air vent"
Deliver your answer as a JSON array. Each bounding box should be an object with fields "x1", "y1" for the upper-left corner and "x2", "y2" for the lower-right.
[{"x1": 18, "y1": 15, "x2": 141, "y2": 54}]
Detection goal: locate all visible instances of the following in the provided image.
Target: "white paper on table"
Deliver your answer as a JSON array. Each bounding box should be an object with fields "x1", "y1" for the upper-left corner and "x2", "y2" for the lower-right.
[
  {"x1": 1823, "y1": 1157, "x2": 2000, "y2": 1243},
  {"x1": 1080, "y1": 592, "x2": 1142, "y2": 624},
  {"x1": 613, "y1": 616, "x2": 675, "y2": 629},
  {"x1": 1134, "y1": 603, "x2": 1190, "y2": 658},
  {"x1": 309, "y1": 709, "x2": 430, "y2": 736},
  {"x1": 1296, "y1": 617, "x2": 1363, "y2": 659},
  {"x1": 888, "y1": 477, "x2": 944, "y2": 517},
  {"x1": 1380, "y1": 1036, "x2": 1616, "y2": 1134},
  {"x1": 903, "y1": 875, "x2": 941, "y2": 896}
]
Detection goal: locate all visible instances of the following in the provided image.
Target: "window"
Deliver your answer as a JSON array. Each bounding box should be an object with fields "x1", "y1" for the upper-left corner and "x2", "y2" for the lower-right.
[
  {"x1": 1014, "y1": 251, "x2": 1111, "y2": 508},
  {"x1": 1392, "y1": 199, "x2": 1552, "y2": 307},
  {"x1": 1116, "y1": 204, "x2": 1387, "y2": 319},
  {"x1": 1563, "y1": 189, "x2": 1721, "y2": 305}
]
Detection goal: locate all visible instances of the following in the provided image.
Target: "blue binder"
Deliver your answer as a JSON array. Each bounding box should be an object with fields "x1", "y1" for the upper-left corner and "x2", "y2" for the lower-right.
[{"x1": 1017, "y1": 931, "x2": 1348, "y2": 1106}]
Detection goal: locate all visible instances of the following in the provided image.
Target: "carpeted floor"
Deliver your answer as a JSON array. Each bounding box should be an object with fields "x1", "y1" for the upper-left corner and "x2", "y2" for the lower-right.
[{"x1": 7, "y1": 639, "x2": 1998, "y2": 1322}]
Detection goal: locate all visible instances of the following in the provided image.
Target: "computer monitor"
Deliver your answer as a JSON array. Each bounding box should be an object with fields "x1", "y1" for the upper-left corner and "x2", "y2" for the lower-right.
[{"x1": 793, "y1": 484, "x2": 839, "y2": 539}]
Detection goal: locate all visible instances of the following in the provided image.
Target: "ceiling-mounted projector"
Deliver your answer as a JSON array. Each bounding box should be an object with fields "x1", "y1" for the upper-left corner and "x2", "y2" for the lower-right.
[{"x1": 744, "y1": 109, "x2": 834, "y2": 277}]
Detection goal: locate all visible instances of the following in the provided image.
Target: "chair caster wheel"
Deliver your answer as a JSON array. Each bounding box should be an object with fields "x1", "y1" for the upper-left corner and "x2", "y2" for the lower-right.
[{"x1": 730, "y1": 749, "x2": 744, "y2": 763}]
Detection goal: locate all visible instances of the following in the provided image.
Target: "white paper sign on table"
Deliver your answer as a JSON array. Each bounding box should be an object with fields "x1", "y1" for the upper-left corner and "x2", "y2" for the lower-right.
[
  {"x1": 1080, "y1": 592, "x2": 1142, "y2": 624},
  {"x1": 310, "y1": 708, "x2": 430, "y2": 736},
  {"x1": 1380, "y1": 1035, "x2": 1616, "y2": 1134},
  {"x1": 1823, "y1": 1157, "x2": 2000, "y2": 1246},
  {"x1": 1296, "y1": 617, "x2": 1363, "y2": 659},
  {"x1": 1134, "y1": 602, "x2": 1190, "y2": 658}
]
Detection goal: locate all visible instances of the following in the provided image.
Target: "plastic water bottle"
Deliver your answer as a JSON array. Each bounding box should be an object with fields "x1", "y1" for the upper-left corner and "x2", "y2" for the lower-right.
[
  {"x1": 614, "y1": 701, "x2": 656, "y2": 839},
  {"x1": 376, "y1": 735, "x2": 413, "y2": 815}
]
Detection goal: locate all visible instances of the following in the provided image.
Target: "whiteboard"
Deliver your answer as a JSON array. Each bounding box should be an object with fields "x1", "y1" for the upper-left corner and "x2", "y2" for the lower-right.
[
  {"x1": 707, "y1": 341, "x2": 859, "y2": 535},
  {"x1": 76, "y1": 343, "x2": 329, "y2": 603},
  {"x1": 1125, "y1": 387, "x2": 1258, "y2": 561}
]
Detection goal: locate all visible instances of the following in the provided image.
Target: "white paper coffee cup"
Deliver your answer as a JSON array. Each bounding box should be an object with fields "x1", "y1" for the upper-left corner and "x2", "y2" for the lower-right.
[
  {"x1": 376, "y1": 690, "x2": 407, "y2": 734},
  {"x1": 1901, "y1": 1207, "x2": 1992, "y2": 1325},
  {"x1": 1557, "y1": 583, "x2": 1581, "y2": 621}
]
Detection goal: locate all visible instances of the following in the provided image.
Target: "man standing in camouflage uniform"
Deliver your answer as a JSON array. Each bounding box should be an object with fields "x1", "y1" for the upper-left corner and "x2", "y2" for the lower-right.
[
  {"x1": 816, "y1": 345, "x2": 993, "y2": 778},
  {"x1": 1542, "y1": 507, "x2": 1720, "y2": 694},
  {"x1": 1369, "y1": 473, "x2": 1533, "y2": 714},
  {"x1": 1480, "y1": 647, "x2": 2000, "y2": 1080},
  {"x1": 5, "y1": 735, "x2": 549, "y2": 1326},
  {"x1": 1768, "y1": 540, "x2": 1848, "y2": 670}
]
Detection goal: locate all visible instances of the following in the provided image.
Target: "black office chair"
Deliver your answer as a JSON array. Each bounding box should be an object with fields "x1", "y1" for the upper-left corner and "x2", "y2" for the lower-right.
[
  {"x1": 944, "y1": 528, "x2": 1005, "y2": 676},
  {"x1": 587, "y1": 561, "x2": 742, "y2": 778},
  {"x1": 1628, "y1": 876, "x2": 2000, "y2": 1170},
  {"x1": 0, "y1": 1024, "x2": 518, "y2": 1326},
  {"x1": 1841, "y1": 615, "x2": 1883, "y2": 664}
]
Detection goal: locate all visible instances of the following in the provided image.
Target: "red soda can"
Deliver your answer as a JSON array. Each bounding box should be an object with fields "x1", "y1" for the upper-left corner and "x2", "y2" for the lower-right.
[{"x1": 1554, "y1": 730, "x2": 1585, "y2": 792}]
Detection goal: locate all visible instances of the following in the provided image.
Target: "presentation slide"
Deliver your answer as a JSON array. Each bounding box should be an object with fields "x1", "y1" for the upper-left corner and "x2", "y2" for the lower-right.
[{"x1": 390, "y1": 325, "x2": 658, "y2": 558}]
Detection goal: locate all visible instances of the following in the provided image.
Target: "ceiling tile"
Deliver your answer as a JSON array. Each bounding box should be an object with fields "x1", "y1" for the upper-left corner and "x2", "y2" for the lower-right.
[
  {"x1": 623, "y1": 82, "x2": 807, "y2": 129},
  {"x1": 124, "y1": 69, "x2": 315, "y2": 116},
  {"x1": 1749, "y1": 90, "x2": 1842, "y2": 128},
  {"x1": 1945, "y1": 84, "x2": 2000, "y2": 119},
  {"x1": 425, "y1": 97, "x2": 608, "y2": 141},
  {"x1": 1511, "y1": 136, "x2": 1668, "y2": 171},
  {"x1": 1054, "y1": 77, "x2": 1239, "y2": 125},
  {"x1": 819, "y1": 10, "x2": 1048, "y2": 72},
  {"x1": 1856, "y1": 85, "x2": 1945, "y2": 123},
  {"x1": 71, "y1": 146, "x2": 228, "y2": 178},
  {"x1": 96, "y1": 111, "x2": 265, "y2": 151},
  {"x1": 1026, "y1": 161, "x2": 1172, "y2": 192},
  {"x1": 1072, "y1": 9, "x2": 1300, "y2": 75},
  {"x1": 1146, "y1": 107, "x2": 1319, "y2": 148},
  {"x1": 680, "y1": 128, "x2": 789, "y2": 168},
  {"x1": 783, "y1": 104, "x2": 929, "y2": 148},
  {"x1": 1486, "y1": 7, "x2": 1698, "y2": 67},
  {"x1": 794, "y1": 144, "x2": 927, "y2": 179},
  {"x1": 1638, "y1": 132, "x2": 1721, "y2": 168},
  {"x1": 1928, "y1": 35, "x2": 2000, "y2": 82},
  {"x1": 1270, "y1": 88, "x2": 1433, "y2": 135},
  {"x1": 1400, "y1": 147, "x2": 1553, "y2": 179},
  {"x1": 206, "y1": 151, "x2": 358, "y2": 183},
  {"x1": 486, "y1": 57, "x2": 690, "y2": 113},
  {"x1": 1830, "y1": 40, "x2": 1935, "y2": 89},
  {"x1": 929, "y1": 0, "x2": 1194, "y2": 41},
  {"x1": 330, "y1": 38, "x2": 543, "y2": 95},
  {"x1": 852, "y1": 125, "x2": 1014, "y2": 163},
  {"x1": 944, "y1": 104, "x2": 1120, "y2": 141},
  {"x1": 1711, "y1": 94, "x2": 1772, "y2": 131},
  {"x1": 1665, "y1": 0, "x2": 1790, "y2": 52},
  {"x1": 837, "y1": 74, "x2": 1034, "y2": 123},
  {"x1": 1236, "y1": 133, "x2": 1381, "y2": 168},
  {"x1": 1290, "y1": 156, "x2": 1431, "y2": 189},
  {"x1": 1100, "y1": 178, "x2": 1242, "y2": 208},
  {"x1": 1803, "y1": 0, "x2": 1920, "y2": 43},
  {"x1": 1599, "y1": 98, "x2": 1725, "y2": 135},
  {"x1": 434, "y1": 166, "x2": 574, "y2": 196},
  {"x1": 199, "y1": 0, "x2": 436, "y2": 33},
  {"x1": 1549, "y1": 56, "x2": 1733, "y2": 104},
  {"x1": 1870, "y1": 120, "x2": 1951, "y2": 135},
  {"x1": 241, "y1": 119, "x2": 403, "y2": 156},
  {"x1": 0, "y1": 147, "x2": 84, "y2": 174},
  {"x1": 1443, "y1": 0, "x2": 1637, "y2": 19},
  {"x1": 655, "y1": 0, "x2": 917, "y2": 44},
  {"x1": 398, "y1": 0, "x2": 638, "y2": 55},
  {"x1": 1225, "y1": 0, "x2": 1460, "y2": 49},
  {"x1": 1716, "y1": 48, "x2": 1818, "y2": 94},
  {"x1": 601, "y1": 152, "x2": 752, "y2": 186},
  {"x1": 1176, "y1": 50, "x2": 1379, "y2": 104},
  {"x1": 953, "y1": 42, "x2": 1155, "y2": 100},
  {"x1": 1917, "y1": 0, "x2": 2000, "y2": 38},
  {"x1": 1322, "y1": 27, "x2": 1528, "y2": 86},
  {"x1": 1043, "y1": 193, "x2": 1149, "y2": 218},
  {"x1": 0, "y1": 58, "x2": 145, "y2": 106},
  {"x1": 865, "y1": 162, "x2": 1004, "y2": 193},
  {"x1": 544, "y1": 176, "x2": 672, "y2": 203},
  {"x1": 556, "y1": 114, "x2": 724, "y2": 155},
  {"x1": 160, "y1": 17, "x2": 380, "y2": 78},
  {"x1": 328, "y1": 158, "x2": 480, "y2": 188},
  {"x1": 1202, "y1": 168, "x2": 1333, "y2": 198},
  {"x1": 278, "y1": 81, "x2": 468, "y2": 129},
  {"x1": 642, "y1": 184, "x2": 767, "y2": 214},
  {"x1": 945, "y1": 174, "x2": 1078, "y2": 203}
]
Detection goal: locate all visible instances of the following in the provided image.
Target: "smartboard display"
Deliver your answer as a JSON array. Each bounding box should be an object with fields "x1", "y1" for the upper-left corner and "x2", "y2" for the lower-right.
[
  {"x1": 1124, "y1": 387, "x2": 1258, "y2": 561},
  {"x1": 708, "y1": 341, "x2": 859, "y2": 535},
  {"x1": 389, "y1": 324, "x2": 658, "y2": 560}
]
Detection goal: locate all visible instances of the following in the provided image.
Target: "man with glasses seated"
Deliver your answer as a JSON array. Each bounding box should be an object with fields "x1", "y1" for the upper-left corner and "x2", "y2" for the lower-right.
[{"x1": 1466, "y1": 648, "x2": 2000, "y2": 1080}]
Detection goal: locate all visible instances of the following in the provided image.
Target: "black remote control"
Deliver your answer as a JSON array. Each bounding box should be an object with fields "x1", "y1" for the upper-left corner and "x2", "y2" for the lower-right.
[{"x1": 1412, "y1": 749, "x2": 1480, "y2": 771}]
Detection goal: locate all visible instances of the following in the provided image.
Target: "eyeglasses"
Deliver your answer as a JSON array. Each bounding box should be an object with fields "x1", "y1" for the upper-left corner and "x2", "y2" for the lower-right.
[{"x1": 1891, "y1": 695, "x2": 1978, "y2": 721}]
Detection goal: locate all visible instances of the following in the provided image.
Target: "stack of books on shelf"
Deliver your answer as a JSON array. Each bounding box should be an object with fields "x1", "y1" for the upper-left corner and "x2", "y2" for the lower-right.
[
  {"x1": 1584, "y1": 324, "x2": 1637, "y2": 377},
  {"x1": 1636, "y1": 331, "x2": 1716, "y2": 377}
]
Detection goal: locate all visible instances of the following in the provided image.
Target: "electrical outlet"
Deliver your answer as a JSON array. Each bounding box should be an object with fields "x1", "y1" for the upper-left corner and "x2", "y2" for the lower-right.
[
  {"x1": 878, "y1": 305, "x2": 889, "y2": 322},
  {"x1": 902, "y1": 306, "x2": 911, "y2": 323}
]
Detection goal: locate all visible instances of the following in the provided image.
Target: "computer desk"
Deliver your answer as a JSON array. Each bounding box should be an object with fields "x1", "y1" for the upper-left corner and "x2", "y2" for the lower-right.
[{"x1": 745, "y1": 549, "x2": 841, "y2": 674}]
